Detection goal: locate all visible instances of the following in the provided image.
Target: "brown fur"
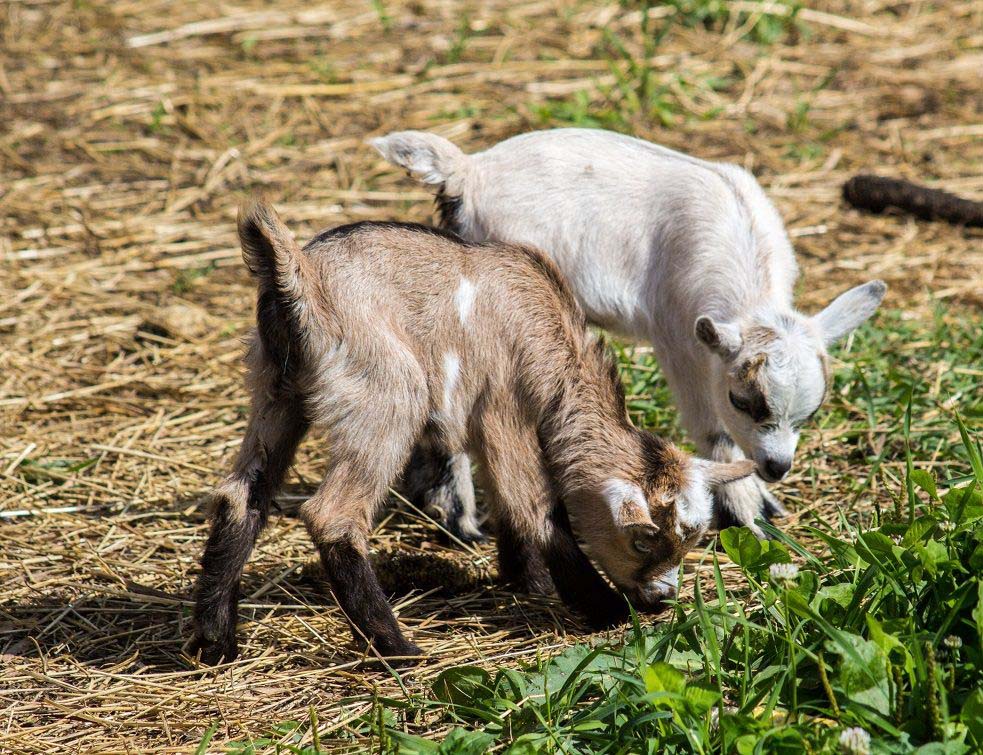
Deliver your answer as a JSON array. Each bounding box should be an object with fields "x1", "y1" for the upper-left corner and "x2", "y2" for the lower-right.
[{"x1": 192, "y1": 201, "x2": 745, "y2": 660}]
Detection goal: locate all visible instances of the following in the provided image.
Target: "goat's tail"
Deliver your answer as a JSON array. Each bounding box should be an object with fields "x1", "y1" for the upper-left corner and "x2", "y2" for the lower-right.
[
  {"x1": 371, "y1": 130, "x2": 470, "y2": 191},
  {"x1": 238, "y1": 200, "x2": 321, "y2": 363}
]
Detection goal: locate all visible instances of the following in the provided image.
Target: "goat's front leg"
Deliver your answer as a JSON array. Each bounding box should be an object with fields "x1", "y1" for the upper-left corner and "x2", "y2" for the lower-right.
[
  {"x1": 493, "y1": 512, "x2": 554, "y2": 595},
  {"x1": 704, "y1": 433, "x2": 787, "y2": 535},
  {"x1": 401, "y1": 444, "x2": 485, "y2": 544},
  {"x1": 476, "y1": 411, "x2": 623, "y2": 621},
  {"x1": 192, "y1": 375, "x2": 308, "y2": 664},
  {"x1": 539, "y1": 504, "x2": 629, "y2": 629},
  {"x1": 659, "y1": 353, "x2": 784, "y2": 538}
]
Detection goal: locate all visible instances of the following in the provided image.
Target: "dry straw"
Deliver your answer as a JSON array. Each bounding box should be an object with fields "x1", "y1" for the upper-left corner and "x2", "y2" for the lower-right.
[{"x1": 1, "y1": 0, "x2": 981, "y2": 751}]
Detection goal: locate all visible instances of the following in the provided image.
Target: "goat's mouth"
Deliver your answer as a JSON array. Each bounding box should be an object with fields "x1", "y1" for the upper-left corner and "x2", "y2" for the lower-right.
[{"x1": 627, "y1": 581, "x2": 676, "y2": 613}]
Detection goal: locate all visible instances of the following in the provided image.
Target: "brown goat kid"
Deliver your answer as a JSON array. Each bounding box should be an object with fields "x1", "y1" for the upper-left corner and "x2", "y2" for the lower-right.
[{"x1": 190, "y1": 201, "x2": 755, "y2": 663}]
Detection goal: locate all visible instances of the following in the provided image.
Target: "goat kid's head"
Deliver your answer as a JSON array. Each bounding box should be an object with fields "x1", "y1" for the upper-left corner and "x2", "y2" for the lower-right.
[
  {"x1": 577, "y1": 442, "x2": 755, "y2": 611},
  {"x1": 695, "y1": 280, "x2": 886, "y2": 482}
]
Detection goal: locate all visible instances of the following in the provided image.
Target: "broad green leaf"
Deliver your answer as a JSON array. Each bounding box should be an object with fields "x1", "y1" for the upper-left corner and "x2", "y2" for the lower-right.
[
  {"x1": 961, "y1": 688, "x2": 983, "y2": 746},
  {"x1": 720, "y1": 527, "x2": 761, "y2": 568},
  {"x1": 432, "y1": 666, "x2": 494, "y2": 714},
  {"x1": 643, "y1": 662, "x2": 686, "y2": 695},
  {"x1": 903, "y1": 515, "x2": 938, "y2": 546},
  {"x1": 910, "y1": 468, "x2": 939, "y2": 500},
  {"x1": 683, "y1": 683, "x2": 720, "y2": 715},
  {"x1": 385, "y1": 730, "x2": 440, "y2": 754},
  {"x1": 826, "y1": 634, "x2": 891, "y2": 715},
  {"x1": 816, "y1": 582, "x2": 855, "y2": 610},
  {"x1": 720, "y1": 526, "x2": 790, "y2": 575},
  {"x1": 438, "y1": 728, "x2": 495, "y2": 755},
  {"x1": 912, "y1": 539, "x2": 950, "y2": 577},
  {"x1": 866, "y1": 615, "x2": 909, "y2": 670}
]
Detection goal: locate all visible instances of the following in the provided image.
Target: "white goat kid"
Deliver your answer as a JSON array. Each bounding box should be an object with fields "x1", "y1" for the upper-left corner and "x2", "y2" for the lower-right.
[{"x1": 374, "y1": 128, "x2": 886, "y2": 537}]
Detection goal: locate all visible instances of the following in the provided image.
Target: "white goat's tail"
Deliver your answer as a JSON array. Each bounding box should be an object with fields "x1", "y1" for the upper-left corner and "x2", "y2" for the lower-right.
[{"x1": 371, "y1": 131, "x2": 470, "y2": 189}]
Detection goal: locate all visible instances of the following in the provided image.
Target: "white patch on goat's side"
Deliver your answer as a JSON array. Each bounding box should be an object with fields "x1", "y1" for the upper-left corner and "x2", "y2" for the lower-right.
[
  {"x1": 454, "y1": 277, "x2": 476, "y2": 325},
  {"x1": 442, "y1": 351, "x2": 461, "y2": 414},
  {"x1": 601, "y1": 478, "x2": 648, "y2": 522},
  {"x1": 675, "y1": 466, "x2": 713, "y2": 533}
]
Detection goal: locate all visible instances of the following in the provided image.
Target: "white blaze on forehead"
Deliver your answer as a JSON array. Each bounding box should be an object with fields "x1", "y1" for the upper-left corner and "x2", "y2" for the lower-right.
[
  {"x1": 442, "y1": 351, "x2": 460, "y2": 413},
  {"x1": 601, "y1": 478, "x2": 648, "y2": 521},
  {"x1": 761, "y1": 336, "x2": 827, "y2": 423},
  {"x1": 675, "y1": 465, "x2": 713, "y2": 532},
  {"x1": 454, "y1": 277, "x2": 476, "y2": 324}
]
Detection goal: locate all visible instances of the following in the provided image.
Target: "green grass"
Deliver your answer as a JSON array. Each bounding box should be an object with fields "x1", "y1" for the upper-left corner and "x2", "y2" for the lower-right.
[
  {"x1": 210, "y1": 311, "x2": 982, "y2": 753},
  {"x1": 531, "y1": 0, "x2": 806, "y2": 132}
]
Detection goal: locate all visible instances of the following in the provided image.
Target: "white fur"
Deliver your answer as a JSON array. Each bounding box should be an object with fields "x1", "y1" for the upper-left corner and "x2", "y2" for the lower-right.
[
  {"x1": 676, "y1": 464, "x2": 714, "y2": 533},
  {"x1": 375, "y1": 128, "x2": 886, "y2": 528},
  {"x1": 601, "y1": 478, "x2": 649, "y2": 522},
  {"x1": 455, "y1": 277, "x2": 476, "y2": 324},
  {"x1": 654, "y1": 565, "x2": 679, "y2": 592},
  {"x1": 441, "y1": 351, "x2": 460, "y2": 415}
]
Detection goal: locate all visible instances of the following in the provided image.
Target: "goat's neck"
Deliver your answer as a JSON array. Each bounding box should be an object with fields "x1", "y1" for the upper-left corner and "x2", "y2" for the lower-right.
[{"x1": 538, "y1": 366, "x2": 638, "y2": 499}]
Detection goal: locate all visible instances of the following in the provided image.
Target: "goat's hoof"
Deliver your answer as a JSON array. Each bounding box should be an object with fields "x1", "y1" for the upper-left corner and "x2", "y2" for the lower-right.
[
  {"x1": 374, "y1": 639, "x2": 425, "y2": 666},
  {"x1": 444, "y1": 520, "x2": 487, "y2": 545},
  {"x1": 760, "y1": 490, "x2": 789, "y2": 521},
  {"x1": 580, "y1": 599, "x2": 630, "y2": 631},
  {"x1": 190, "y1": 634, "x2": 238, "y2": 666}
]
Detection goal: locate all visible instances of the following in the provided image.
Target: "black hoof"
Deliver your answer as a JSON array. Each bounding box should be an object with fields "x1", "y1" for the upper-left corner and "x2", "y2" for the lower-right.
[
  {"x1": 580, "y1": 595, "x2": 630, "y2": 630},
  {"x1": 190, "y1": 633, "x2": 238, "y2": 666},
  {"x1": 372, "y1": 639, "x2": 425, "y2": 666},
  {"x1": 762, "y1": 496, "x2": 788, "y2": 521}
]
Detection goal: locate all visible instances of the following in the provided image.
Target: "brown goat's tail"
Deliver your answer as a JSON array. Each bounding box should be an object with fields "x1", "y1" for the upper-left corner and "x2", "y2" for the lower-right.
[
  {"x1": 238, "y1": 200, "x2": 320, "y2": 363},
  {"x1": 843, "y1": 175, "x2": 983, "y2": 227},
  {"x1": 238, "y1": 200, "x2": 310, "y2": 298}
]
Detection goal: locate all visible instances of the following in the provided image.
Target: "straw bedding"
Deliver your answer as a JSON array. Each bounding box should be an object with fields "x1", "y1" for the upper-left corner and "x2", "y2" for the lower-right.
[{"x1": 1, "y1": 1, "x2": 980, "y2": 751}]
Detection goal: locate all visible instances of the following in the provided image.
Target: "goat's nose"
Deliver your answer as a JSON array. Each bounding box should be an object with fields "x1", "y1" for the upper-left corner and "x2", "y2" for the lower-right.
[{"x1": 763, "y1": 458, "x2": 791, "y2": 482}]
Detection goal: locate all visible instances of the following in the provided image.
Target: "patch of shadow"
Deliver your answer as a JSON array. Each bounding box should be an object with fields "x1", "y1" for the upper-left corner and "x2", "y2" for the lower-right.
[{"x1": 303, "y1": 548, "x2": 487, "y2": 599}]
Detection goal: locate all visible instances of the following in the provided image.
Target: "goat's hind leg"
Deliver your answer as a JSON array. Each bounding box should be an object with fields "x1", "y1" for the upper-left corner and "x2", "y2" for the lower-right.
[
  {"x1": 402, "y1": 444, "x2": 485, "y2": 544},
  {"x1": 191, "y1": 363, "x2": 308, "y2": 664},
  {"x1": 303, "y1": 403, "x2": 427, "y2": 662}
]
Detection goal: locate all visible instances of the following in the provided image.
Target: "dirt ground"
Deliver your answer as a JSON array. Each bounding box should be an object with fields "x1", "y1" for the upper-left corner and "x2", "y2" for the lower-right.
[{"x1": 1, "y1": 1, "x2": 981, "y2": 752}]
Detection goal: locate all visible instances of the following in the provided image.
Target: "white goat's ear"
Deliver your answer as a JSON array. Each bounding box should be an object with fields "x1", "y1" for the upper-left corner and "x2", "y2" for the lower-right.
[
  {"x1": 694, "y1": 316, "x2": 742, "y2": 361},
  {"x1": 698, "y1": 459, "x2": 756, "y2": 486},
  {"x1": 812, "y1": 280, "x2": 887, "y2": 346},
  {"x1": 369, "y1": 131, "x2": 465, "y2": 186}
]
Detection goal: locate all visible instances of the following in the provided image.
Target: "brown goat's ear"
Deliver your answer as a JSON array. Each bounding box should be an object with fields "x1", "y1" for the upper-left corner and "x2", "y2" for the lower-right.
[
  {"x1": 603, "y1": 480, "x2": 655, "y2": 528},
  {"x1": 625, "y1": 523, "x2": 661, "y2": 555},
  {"x1": 701, "y1": 459, "x2": 756, "y2": 486}
]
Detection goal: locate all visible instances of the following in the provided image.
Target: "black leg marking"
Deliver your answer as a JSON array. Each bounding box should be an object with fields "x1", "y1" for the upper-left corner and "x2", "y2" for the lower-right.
[
  {"x1": 191, "y1": 474, "x2": 274, "y2": 665},
  {"x1": 320, "y1": 539, "x2": 422, "y2": 663},
  {"x1": 494, "y1": 516, "x2": 555, "y2": 595},
  {"x1": 191, "y1": 396, "x2": 308, "y2": 665},
  {"x1": 541, "y1": 505, "x2": 628, "y2": 629}
]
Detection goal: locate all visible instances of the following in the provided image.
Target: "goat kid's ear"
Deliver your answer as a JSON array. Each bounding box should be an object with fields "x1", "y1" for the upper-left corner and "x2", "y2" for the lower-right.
[
  {"x1": 694, "y1": 316, "x2": 742, "y2": 361},
  {"x1": 812, "y1": 280, "x2": 887, "y2": 346},
  {"x1": 698, "y1": 459, "x2": 756, "y2": 486}
]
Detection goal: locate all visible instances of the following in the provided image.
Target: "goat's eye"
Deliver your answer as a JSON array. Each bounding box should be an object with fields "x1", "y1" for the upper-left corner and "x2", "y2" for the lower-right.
[
  {"x1": 729, "y1": 392, "x2": 750, "y2": 414},
  {"x1": 632, "y1": 539, "x2": 651, "y2": 555}
]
